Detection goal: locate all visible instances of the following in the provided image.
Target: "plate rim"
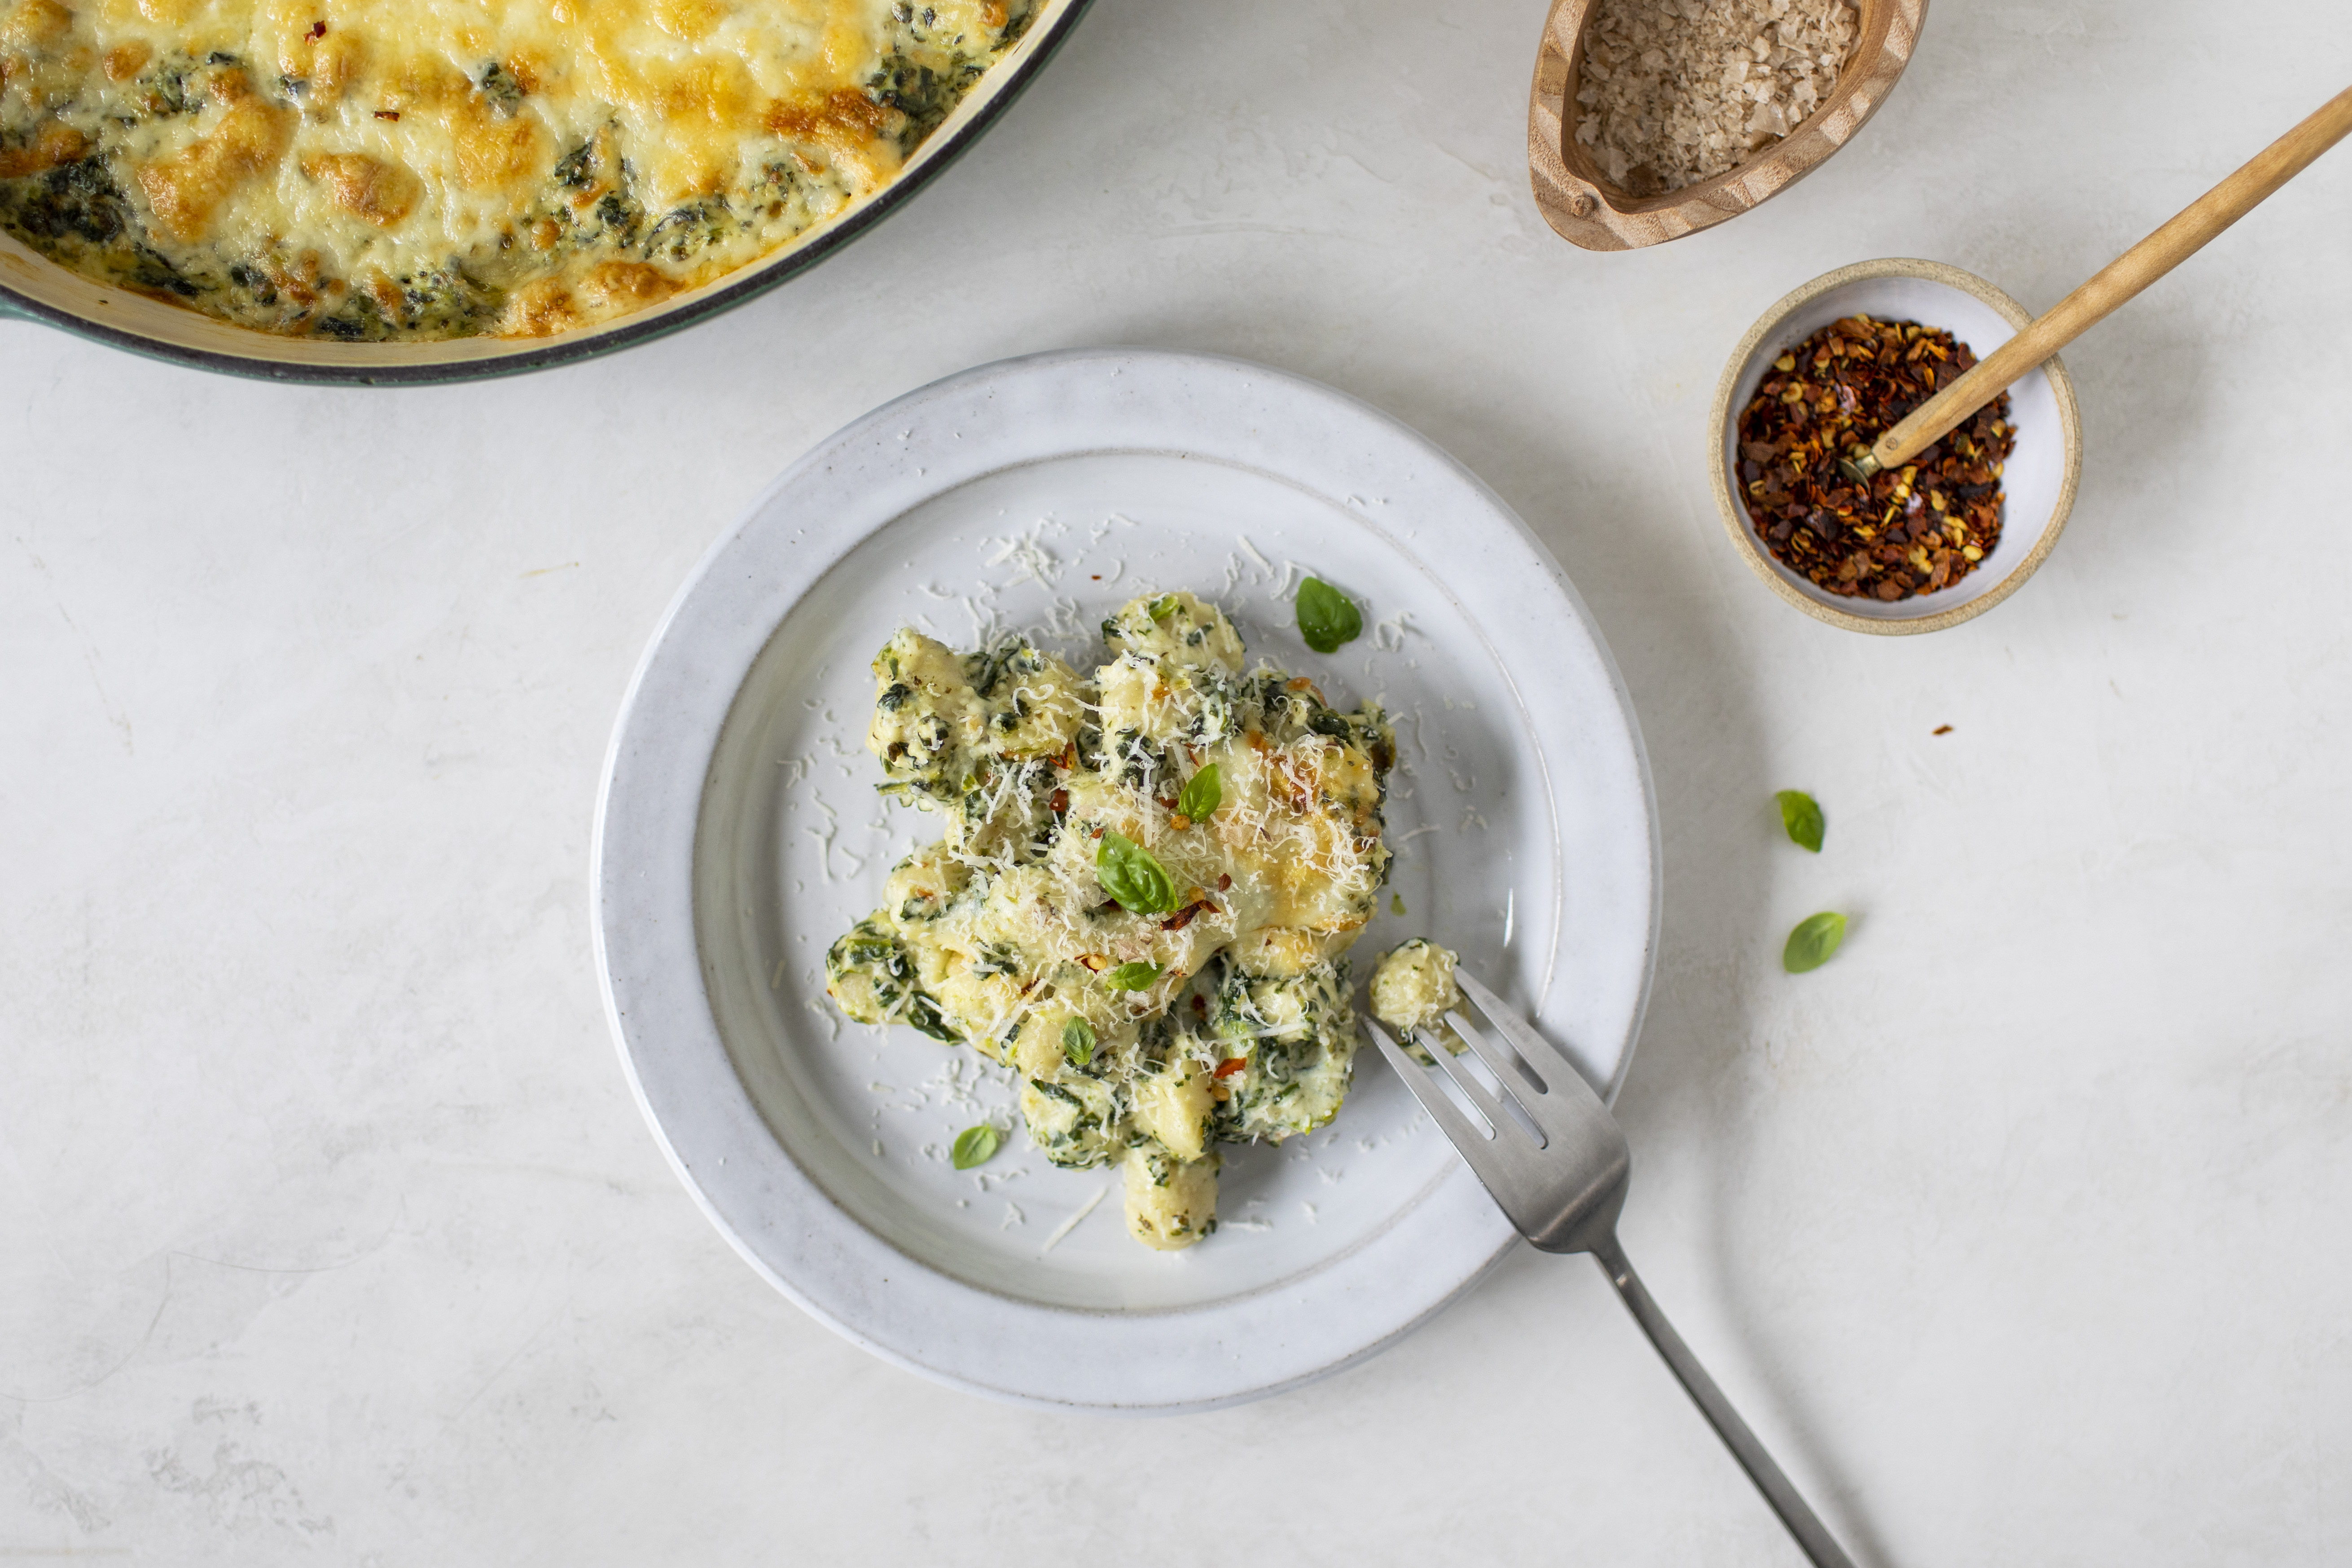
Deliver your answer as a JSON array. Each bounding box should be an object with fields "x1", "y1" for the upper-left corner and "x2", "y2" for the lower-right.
[{"x1": 592, "y1": 347, "x2": 1659, "y2": 1410}]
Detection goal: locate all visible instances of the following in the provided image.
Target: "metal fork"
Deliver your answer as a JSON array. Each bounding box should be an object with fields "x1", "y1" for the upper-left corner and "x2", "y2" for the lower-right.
[{"x1": 1365, "y1": 969, "x2": 1861, "y2": 1568}]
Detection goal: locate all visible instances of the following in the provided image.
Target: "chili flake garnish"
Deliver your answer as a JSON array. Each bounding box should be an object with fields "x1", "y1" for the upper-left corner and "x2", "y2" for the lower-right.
[
  {"x1": 1159, "y1": 898, "x2": 1218, "y2": 932},
  {"x1": 1735, "y1": 315, "x2": 2016, "y2": 601}
]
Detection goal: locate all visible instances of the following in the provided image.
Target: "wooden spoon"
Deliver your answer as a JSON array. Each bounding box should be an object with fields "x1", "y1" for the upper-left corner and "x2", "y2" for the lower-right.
[{"x1": 1839, "y1": 82, "x2": 2352, "y2": 484}]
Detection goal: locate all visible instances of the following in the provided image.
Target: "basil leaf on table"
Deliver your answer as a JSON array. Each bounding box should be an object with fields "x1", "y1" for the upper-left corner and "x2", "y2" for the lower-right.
[
  {"x1": 1104, "y1": 961, "x2": 1163, "y2": 991},
  {"x1": 1062, "y1": 1017, "x2": 1097, "y2": 1066},
  {"x1": 1295, "y1": 577, "x2": 1362, "y2": 654},
  {"x1": 1095, "y1": 831, "x2": 1176, "y2": 914},
  {"x1": 1782, "y1": 911, "x2": 1847, "y2": 973},
  {"x1": 1176, "y1": 764, "x2": 1222, "y2": 821},
  {"x1": 951, "y1": 1124, "x2": 1000, "y2": 1169},
  {"x1": 1775, "y1": 790, "x2": 1825, "y2": 853}
]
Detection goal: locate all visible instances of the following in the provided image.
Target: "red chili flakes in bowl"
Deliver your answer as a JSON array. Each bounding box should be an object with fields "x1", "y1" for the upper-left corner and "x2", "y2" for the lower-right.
[{"x1": 1735, "y1": 316, "x2": 2017, "y2": 601}]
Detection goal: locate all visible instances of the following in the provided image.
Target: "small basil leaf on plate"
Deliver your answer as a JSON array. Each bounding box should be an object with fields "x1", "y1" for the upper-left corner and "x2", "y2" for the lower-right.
[
  {"x1": 1176, "y1": 764, "x2": 1221, "y2": 821},
  {"x1": 1782, "y1": 911, "x2": 1847, "y2": 973},
  {"x1": 951, "y1": 1124, "x2": 1000, "y2": 1169},
  {"x1": 1062, "y1": 1017, "x2": 1097, "y2": 1066},
  {"x1": 1775, "y1": 790, "x2": 1825, "y2": 852},
  {"x1": 1096, "y1": 830, "x2": 1176, "y2": 914},
  {"x1": 1391, "y1": 894, "x2": 1406, "y2": 916},
  {"x1": 1295, "y1": 577, "x2": 1362, "y2": 654},
  {"x1": 1104, "y1": 961, "x2": 1163, "y2": 991}
]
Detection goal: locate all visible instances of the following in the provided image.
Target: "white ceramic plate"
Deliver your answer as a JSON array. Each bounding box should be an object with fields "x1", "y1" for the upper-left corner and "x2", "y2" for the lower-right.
[{"x1": 593, "y1": 349, "x2": 1659, "y2": 1411}]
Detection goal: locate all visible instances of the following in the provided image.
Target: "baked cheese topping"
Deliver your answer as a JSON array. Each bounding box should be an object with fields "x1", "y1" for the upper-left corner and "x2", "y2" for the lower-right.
[
  {"x1": 825, "y1": 592, "x2": 1398, "y2": 1251},
  {"x1": 0, "y1": 0, "x2": 1029, "y2": 338}
]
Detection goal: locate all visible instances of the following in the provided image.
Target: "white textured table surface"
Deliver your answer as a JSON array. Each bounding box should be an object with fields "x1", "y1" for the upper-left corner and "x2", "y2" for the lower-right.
[{"x1": 6, "y1": 1, "x2": 2350, "y2": 1561}]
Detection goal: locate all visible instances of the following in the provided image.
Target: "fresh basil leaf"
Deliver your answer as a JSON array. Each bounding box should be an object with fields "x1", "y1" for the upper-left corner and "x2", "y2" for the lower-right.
[
  {"x1": 1295, "y1": 577, "x2": 1363, "y2": 654},
  {"x1": 1176, "y1": 764, "x2": 1221, "y2": 821},
  {"x1": 1104, "y1": 961, "x2": 1163, "y2": 991},
  {"x1": 1782, "y1": 911, "x2": 1847, "y2": 973},
  {"x1": 950, "y1": 1124, "x2": 1000, "y2": 1169},
  {"x1": 1062, "y1": 1017, "x2": 1097, "y2": 1066},
  {"x1": 1095, "y1": 830, "x2": 1176, "y2": 914},
  {"x1": 1390, "y1": 894, "x2": 1406, "y2": 917},
  {"x1": 1775, "y1": 790, "x2": 1825, "y2": 853},
  {"x1": 1147, "y1": 593, "x2": 1181, "y2": 622}
]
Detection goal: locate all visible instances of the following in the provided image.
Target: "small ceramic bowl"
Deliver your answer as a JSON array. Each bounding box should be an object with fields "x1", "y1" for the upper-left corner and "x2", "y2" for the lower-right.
[{"x1": 1709, "y1": 257, "x2": 2084, "y2": 635}]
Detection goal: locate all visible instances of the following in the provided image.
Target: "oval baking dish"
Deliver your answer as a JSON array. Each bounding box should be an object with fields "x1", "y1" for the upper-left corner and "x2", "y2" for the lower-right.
[{"x1": 0, "y1": 0, "x2": 1093, "y2": 385}]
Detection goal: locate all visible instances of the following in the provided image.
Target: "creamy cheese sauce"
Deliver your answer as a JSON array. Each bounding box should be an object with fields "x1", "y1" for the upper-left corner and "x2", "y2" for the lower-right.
[
  {"x1": 0, "y1": 0, "x2": 1027, "y2": 337},
  {"x1": 825, "y1": 592, "x2": 1398, "y2": 1251},
  {"x1": 1369, "y1": 936, "x2": 1464, "y2": 1063},
  {"x1": 1370, "y1": 937, "x2": 1459, "y2": 1033}
]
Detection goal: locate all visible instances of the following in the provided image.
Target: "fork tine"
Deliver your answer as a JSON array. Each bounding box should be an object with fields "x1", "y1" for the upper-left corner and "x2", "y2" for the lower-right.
[
  {"x1": 1442, "y1": 1005, "x2": 1547, "y2": 1102},
  {"x1": 1452, "y1": 971, "x2": 1631, "y2": 1203},
  {"x1": 1362, "y1": 1019, "x2": 1496, "y2": 1155},
  {"x1": 1437, "y1": 1009, "x2": 1554, "y2": 1145},
  {"x1": 1411, "y1": 1021, "x2": 1527, "y2": 1139},
  {"x1": 1455, "y1": 970, "x2": 1596, "y2": 1100},
  {"x1": 1367, "y1": 1019, "x2": 1546, "y2": 1225},
  {"x1": 1365, "y1": 1019, "x2": 1562, "y2": 1221}
]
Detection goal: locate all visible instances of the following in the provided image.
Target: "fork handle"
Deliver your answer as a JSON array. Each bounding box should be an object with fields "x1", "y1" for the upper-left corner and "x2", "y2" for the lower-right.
[{"x1": 1591, "y1": 1233, "x2": 1861, "y2": 1568}]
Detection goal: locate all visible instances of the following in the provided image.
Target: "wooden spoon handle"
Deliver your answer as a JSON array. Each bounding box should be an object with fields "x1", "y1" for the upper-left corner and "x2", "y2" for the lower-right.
[{"x1": 1866, "y1": 81, "x2": 2352, "y2": 474}]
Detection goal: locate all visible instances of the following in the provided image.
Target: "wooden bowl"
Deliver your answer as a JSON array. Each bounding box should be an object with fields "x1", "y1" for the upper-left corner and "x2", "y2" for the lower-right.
[
  {"x1": 1528, "y1": 0, "x2": 1928, "y2": 251},
  {"x1": 1709, "y1": 257, "x2": 2083, "y2": 635}
]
